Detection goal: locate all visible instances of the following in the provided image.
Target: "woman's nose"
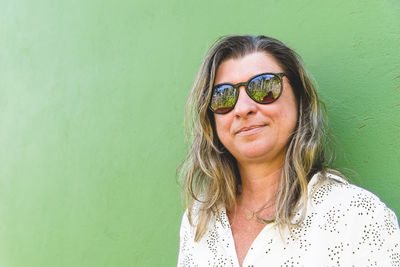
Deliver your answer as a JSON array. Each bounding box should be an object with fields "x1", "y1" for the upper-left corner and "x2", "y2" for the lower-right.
[{"x1": 233, "y1": 86, "x2": 257, "y2": 118}]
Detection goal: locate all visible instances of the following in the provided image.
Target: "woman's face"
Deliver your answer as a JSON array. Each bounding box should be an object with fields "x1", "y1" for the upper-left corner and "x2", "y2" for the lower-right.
[{"x1": 213, "y1": 52, "x2": 298, "y2": 166}]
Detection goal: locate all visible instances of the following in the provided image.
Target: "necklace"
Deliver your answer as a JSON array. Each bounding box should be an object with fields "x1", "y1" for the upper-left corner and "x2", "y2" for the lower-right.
[
  {"x1": 255, "y1": 215, "x2": 275, "y2": 224},
  {"x1": 228, "y1": 197, "x2": 276, "y2": 228},
  {"x1": 240, "y1": 195, "x2": 276, "y2": 221}
]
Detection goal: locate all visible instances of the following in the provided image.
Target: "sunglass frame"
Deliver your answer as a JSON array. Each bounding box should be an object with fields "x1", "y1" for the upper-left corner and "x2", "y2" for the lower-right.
[{"x1": 209, "y1": 72, "x2": 286, "y2": 114}]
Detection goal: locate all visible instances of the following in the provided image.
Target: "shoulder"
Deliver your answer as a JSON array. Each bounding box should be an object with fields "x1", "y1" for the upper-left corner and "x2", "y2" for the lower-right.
[
  {"x1": 178, "y1": 200, "x2": 214, "y2": 240},
  {"x1": 309, "y1": 172, "x2": 392, "y2": 212},
  {"x1": 178, "y1": 208, "x2": 197, "y2": 239},
  {"x1": 178, "y1": 199, "x2": 205, "y2": 229},
  {"x1": 308, "y1": 172, "x2": 400, "y2": 238},
  {"x1": 305, "y1": 172, "x2": 400, "y2": 265}
]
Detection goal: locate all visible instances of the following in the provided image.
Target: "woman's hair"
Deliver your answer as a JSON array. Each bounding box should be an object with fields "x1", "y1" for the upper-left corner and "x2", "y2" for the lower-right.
[{"x1": 178, "y1": 34, "x2": 336, "y2": 241}]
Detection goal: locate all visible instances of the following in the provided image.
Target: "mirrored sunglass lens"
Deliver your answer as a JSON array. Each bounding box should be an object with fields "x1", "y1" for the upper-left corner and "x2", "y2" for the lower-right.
[
  {"x1": 248, "y1": 74, "x2": 281, "y2": 103},
  {"x1": 211, "y1": 85, "x2": 237, "y2": 113}
]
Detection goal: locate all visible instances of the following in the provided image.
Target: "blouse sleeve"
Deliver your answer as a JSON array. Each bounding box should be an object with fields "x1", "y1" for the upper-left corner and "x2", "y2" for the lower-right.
[
  {"x1": 351, "y1": 200, "x2": 400, "y2": 266},
  {"x1": 177, "y1": 210, "x2": 195, "y2": 267}
]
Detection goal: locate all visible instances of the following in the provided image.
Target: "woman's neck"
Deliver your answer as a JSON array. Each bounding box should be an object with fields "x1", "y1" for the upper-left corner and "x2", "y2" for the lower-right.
[{"x1": 237, "y1": 160, "x2": 282, "y2": 208}]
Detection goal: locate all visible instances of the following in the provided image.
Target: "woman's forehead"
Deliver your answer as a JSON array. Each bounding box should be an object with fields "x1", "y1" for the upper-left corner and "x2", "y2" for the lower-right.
[{"x1": 215, "y1": 52, "x2": 283, "y2": 85}]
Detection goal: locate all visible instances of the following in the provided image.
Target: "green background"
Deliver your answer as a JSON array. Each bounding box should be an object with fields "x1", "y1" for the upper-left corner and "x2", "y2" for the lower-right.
[{"x1": 1, "y1": 0, "x2": 399, "y2": 266}]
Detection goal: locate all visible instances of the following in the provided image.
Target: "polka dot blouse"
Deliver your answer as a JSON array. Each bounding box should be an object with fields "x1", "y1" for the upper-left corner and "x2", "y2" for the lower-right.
[{"x1": 177, "y1": 173, "x2": 400, "y2": 266}]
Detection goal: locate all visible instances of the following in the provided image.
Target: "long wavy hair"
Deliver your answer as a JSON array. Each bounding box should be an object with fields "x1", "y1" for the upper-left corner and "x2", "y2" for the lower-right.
[{"x1": 178, "y1": 34, "x2": 337, "y2": 241}]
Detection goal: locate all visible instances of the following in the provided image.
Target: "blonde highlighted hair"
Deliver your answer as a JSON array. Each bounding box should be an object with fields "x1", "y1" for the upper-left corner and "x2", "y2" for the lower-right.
[{"x1": 178, "y1": 35, "x2": 337, "y2": 241}]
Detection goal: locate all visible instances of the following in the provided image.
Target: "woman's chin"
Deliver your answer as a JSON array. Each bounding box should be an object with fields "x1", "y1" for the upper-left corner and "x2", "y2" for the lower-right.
[{"x1": 233, "y1": 146, "x2": 277, "y2": 163}]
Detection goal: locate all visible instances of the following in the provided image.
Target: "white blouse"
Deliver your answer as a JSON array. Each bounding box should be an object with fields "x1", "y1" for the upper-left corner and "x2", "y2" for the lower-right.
[{"x1": 177, "y1": 173, "x2": 400, "y2": 266}]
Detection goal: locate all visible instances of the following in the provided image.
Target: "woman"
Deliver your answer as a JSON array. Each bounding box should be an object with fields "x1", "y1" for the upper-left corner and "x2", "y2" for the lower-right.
[{"x1": 177, "y1": 35, "x2": 400, "y2": 266}]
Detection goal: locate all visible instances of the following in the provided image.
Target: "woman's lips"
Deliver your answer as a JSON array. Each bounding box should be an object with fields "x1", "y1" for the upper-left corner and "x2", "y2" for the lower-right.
[{"x1": 236, "y1": 125, "x2": 266, "y2": 136}]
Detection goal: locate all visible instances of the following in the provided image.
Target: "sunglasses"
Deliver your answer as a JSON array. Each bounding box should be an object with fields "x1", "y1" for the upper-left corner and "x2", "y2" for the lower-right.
[{"x1": 209, "y1": 72, "x2": 286, "y2": 114}]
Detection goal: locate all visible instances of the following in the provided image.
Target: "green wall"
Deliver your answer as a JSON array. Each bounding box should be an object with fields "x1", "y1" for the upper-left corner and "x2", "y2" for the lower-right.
[{"x1": 0, "y1": 0, "x2": 399, "y2": 266}]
